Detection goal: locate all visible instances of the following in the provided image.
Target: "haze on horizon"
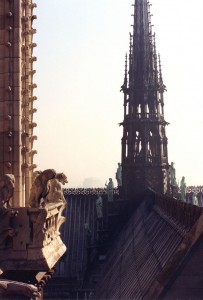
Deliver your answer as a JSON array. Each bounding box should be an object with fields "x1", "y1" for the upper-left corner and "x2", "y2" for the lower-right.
[{"x1": 33, "y1": 0, "x2": 203, "y2": 188}]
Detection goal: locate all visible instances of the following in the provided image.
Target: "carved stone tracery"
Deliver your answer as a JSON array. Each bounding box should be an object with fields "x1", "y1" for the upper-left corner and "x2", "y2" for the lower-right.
[{"x1": 0, "y1": 170, "x2": 67, "y2": 299}]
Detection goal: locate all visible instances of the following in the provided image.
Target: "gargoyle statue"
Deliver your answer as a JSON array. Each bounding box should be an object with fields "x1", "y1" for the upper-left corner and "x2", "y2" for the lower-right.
[
  {"x1": 29, "y1": 169, "x2": 56, "y2": 208},
  {"x1": 0, "y1": 174, "x2": 15, "y2": 208},
  {"x1": 47, "y1": 173, "x2": 68, "y2": 203}
]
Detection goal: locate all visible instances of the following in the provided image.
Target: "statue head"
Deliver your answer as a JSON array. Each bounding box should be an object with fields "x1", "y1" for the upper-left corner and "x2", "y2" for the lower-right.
[{"x1": 56, "y1": 173, "x2": 68, "y2": 185}]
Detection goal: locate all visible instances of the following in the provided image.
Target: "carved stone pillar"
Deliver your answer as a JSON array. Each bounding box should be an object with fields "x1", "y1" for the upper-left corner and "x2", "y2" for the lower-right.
[{"x1": 0, "y1": 0, "x2": 38, "y2": 207}]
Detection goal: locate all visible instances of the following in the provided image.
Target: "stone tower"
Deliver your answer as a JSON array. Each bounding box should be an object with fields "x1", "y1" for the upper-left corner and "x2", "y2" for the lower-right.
[
  {"x1": 120, "y1": 0, "x2": 169, "y2": 201},
  {"x1": 0, "y1": 0, "x2": 37, "y2": 206}
]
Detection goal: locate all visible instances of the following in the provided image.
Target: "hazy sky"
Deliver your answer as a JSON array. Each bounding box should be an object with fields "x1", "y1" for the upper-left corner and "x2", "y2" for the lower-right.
[{"x1": 33, "y1": 0, "x2": 203, "y2": 188}]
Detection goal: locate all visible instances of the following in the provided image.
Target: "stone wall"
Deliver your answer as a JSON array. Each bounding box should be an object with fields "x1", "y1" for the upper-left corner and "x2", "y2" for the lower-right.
[{"x1": 0, "y1": 0, "x2": 37, "y2": 206}]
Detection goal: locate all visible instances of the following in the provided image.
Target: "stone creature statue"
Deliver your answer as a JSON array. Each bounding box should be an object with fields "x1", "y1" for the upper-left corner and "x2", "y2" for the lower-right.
[
  {"x1": 0, "y1": 174, "x2": 15, "y2": 208},
  {"x1": 47, "y1": 173, "x2": 68, "y2": 203},
  {"x1": 32, "y1": 170, "x2": 42, "y2": 182},
  {"x1": 29, "y1": 169, "x2": 56, "y2": 208}
]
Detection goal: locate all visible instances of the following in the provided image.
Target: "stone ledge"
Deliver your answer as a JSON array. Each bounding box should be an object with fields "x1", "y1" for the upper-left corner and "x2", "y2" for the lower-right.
[{"x1": 0, "y1": 202, "x2": 66, "y2": 273}]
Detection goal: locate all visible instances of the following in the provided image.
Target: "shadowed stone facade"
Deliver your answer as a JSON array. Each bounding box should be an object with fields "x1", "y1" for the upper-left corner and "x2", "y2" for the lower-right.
[
  {"x1": 0, "y1": 2, "x2": 67, "y2": 299},
  {"x1": 0, "y1": 0, "x2": 37, "y2": 206}
]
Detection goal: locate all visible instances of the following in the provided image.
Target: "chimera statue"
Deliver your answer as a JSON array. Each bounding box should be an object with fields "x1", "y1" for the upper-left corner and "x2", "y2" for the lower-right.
[
  {"x1": 29, "y1": 169, "x2": 56, "y2": 208},
  {"x1": 47, "y1": 172, "x2": 68, "y2": 203},
  {"x1": 0, "y1": 174, "x2": 15, "y2": 208}
]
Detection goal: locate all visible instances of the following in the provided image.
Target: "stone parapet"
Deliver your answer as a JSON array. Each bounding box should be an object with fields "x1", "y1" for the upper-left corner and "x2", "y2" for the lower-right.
[
  {"x1": 0, "y1": 202, "x2": 66, "y2": 273},
  {"x1": 64, "y1": 187, "x2": 119, "y2": 196}
]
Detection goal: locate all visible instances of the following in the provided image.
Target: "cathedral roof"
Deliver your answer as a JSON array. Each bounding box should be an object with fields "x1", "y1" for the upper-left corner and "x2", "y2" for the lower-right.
[
  {"x1": 51, "y1": 188, "x2": 203, "y2": 300},
  {"x1": 93, "y1": 190, "x2": 203, "y2": 299}
]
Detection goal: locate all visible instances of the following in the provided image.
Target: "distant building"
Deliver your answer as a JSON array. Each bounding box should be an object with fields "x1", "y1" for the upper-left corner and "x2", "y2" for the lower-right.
[{"x1": 83, "y1": 178, "x2": 103, "y2": 188}]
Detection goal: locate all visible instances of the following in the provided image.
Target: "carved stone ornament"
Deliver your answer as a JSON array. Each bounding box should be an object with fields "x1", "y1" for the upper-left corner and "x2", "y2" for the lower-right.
[
  {"x1": 0, "y1": 204, "x2": 66, "y2": 272},
  {"x1": 0, "y1": 279, "x2": 41, "y2": 298},
  {"x1": 47, "y1": 172, "x2": 68, "y2": 203},
  {"x1": 0, "y1": 169, "x2": 67, "y2": 291},
  {"x1": 29, "y1": 169, "x2": 56, "y2": 208},
  {"x1": 0, "y1": 174, "x2": 15, "y2": 208}
]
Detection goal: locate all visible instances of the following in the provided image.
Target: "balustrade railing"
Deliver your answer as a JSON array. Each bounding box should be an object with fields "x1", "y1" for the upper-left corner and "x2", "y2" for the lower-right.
[{"x1": 0, "y1": 202, "x2": 66, "y2": 272}]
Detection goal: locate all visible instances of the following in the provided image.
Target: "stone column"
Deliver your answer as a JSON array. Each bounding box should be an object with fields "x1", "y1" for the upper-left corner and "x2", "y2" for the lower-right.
[
  {"x1": 21, "y1": 0, "x2": 37, "y2": 205},
  {"x1": 0, "y1": 0, "x2": 37, "y2": 207}
]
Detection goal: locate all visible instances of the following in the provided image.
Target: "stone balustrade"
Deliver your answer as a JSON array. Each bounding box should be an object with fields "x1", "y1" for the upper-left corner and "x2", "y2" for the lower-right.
[
  {"x1": 0, "y1": 202, "x2": 66, "y2": 273},
  {"x1": 64, "y1": 187, "x2": 119, "y2": 196}
]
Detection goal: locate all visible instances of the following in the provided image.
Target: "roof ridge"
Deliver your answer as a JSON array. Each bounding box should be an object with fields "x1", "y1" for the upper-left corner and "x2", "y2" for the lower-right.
[
  {"x1": 154, "y1": 205, "x2": 188, "y2": 237},
  {"x1": 144, "y1": 204, "x2": 203, "y2": 299},
  {"x1": 155, "y1": 192, "x2": 203, "y2": 229}
]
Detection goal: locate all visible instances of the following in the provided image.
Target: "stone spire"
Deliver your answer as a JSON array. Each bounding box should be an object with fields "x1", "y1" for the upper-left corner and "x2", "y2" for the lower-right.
[
  {"x1": 0, "y1": 0, "x2": 38, "y2": 206},
  {"x1": 120, "y1": 0, "x2": 169, "y2": 200}
]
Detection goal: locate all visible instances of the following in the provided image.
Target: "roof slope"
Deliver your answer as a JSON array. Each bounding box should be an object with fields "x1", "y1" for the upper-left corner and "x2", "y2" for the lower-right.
[
  {"x1": 56, "y1": 188, "x2": 119, "y2": 279},
  {"x1": 56, "y1": 191, "x2": 98, "y2": 279},
  {"x1": 94, "y1": 192, "x2": 203, "y2": 300},
  {"x1": 161, "y1": 236, "x2": 203, "y2": 299}
]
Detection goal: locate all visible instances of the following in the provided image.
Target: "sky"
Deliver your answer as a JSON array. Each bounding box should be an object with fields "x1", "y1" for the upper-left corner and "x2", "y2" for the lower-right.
[{"x1": 33, "y1": 0, "x2": 203, "y2": 188}]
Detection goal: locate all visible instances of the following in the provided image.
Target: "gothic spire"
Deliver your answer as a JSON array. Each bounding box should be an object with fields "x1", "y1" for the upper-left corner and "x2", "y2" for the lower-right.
[
  {"x1": 130, "y1": 0, "x2": 159, "y2": 106},
  {"x1": 120, "y1": 0, "x2": 169, "y2": 200}
]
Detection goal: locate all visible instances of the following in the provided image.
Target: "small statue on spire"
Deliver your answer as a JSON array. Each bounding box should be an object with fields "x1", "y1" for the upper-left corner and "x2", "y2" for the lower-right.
[
  {"x1": 105, "y1": 178, "x2": 114, "y2": 202},
  {"x1": 168, "y1": 162, "x2": 177, "y2": 187},
  {"x1": 180, "y1": 176, "x2": 186, "y2": 201}
]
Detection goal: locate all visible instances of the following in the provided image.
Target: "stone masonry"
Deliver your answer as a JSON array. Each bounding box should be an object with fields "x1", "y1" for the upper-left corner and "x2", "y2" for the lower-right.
[{"x1": 0, "y1": 0, "x2": 37, "y2": 206}]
